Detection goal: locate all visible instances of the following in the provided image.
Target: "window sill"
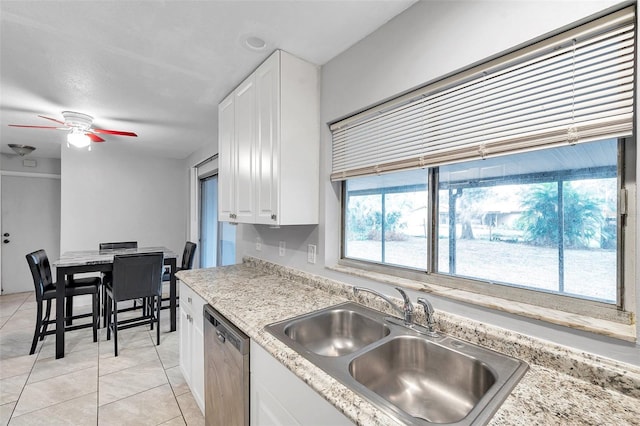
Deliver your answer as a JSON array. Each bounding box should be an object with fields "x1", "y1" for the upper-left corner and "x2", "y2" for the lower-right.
[{"x1": 329, "y1": 263, "x2": 637, "y2": 343}]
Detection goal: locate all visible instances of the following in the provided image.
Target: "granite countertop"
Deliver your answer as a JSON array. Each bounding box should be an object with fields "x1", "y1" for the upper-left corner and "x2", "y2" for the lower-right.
[
  {"x1": 177, "y1": 258, "x2": 640, "y2": 425},
  {"x1": 53, "y1": 246, "x2": 177, "y2": 267}
]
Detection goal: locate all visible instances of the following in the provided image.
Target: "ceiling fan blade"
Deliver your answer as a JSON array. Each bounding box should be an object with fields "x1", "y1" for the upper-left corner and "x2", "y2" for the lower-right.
[
  {"x1": 86, "y1": 132, "x2": 105, "y2": 142},
  {"x1": 92, "y1": 129, "x2": 137, "y2": 137},
  {"x1": 8, "y1": 124, "x2": 64, "y2": 129},
  {"x1": 38, "y1": 115, "x2": 66, "y2": 125}
]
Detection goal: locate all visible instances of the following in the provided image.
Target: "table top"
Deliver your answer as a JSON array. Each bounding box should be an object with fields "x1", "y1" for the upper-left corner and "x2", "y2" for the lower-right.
[{"x1": 53, "y1": 246, "x2": 178, "y2": 268}]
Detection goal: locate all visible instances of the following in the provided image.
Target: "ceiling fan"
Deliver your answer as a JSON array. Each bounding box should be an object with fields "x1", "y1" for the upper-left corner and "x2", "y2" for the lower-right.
[{"x1": 8, "y1": 111, "x2": 137, "y2": 149}]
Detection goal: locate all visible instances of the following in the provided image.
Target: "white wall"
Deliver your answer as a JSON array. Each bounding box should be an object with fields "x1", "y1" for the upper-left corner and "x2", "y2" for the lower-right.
[
  {"x1": 0, "y1": 154, "x2": 60, "y2": 175},
  {"x1": 60, "y1": 144, "x2": 187, "y2": 256},
  {"x1": 234, "y1": 0, "x2": 639, "y2": 365}
]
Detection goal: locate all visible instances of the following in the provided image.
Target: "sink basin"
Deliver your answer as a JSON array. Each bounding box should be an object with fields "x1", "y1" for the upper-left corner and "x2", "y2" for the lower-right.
[
  {"x1": 283, "y1": 308, "x2": 390, "y2": 356},
  {"x1": 266, "y1": 302, "x2": 528, "y2": 425},
  {"x1": 349, "y1": 336, "x2": 496, "y2": 424}
]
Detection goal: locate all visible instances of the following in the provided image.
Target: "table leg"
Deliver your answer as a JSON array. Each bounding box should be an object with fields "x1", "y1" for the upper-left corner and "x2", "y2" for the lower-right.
[
  {"x1": 55, "y1": 267, "x2": 66, "y2": 359},
  {"x1": 169, "y1": 258, "x2": 177, "y2": 332}
]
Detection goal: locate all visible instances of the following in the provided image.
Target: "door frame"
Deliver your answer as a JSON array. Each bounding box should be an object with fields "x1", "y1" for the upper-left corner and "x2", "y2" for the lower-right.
[
  {"x1": 189, "y1": 155, "x2": 218, "y2": 269},
  {"x1": 0, "y1": 170, "x2": 61, "y2": 293}
]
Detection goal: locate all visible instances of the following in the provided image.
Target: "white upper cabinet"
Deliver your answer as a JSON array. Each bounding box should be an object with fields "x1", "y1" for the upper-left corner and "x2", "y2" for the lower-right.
[
  {"x1": 218, "y1": 93, "x2": 235, "y2": 221},
  {"x1": 234, "y1": 75, "x2": 257, "y2": 223},
  {"x1": 254, "y1": 52, "x2": 279, "y2": 225},
  {"x1": 218, "y1": 50, "x2": 319, "y2": 225}
]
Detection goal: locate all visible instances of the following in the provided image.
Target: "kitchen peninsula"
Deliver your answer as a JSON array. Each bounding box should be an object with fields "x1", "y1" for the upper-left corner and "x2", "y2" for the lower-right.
[{"x1": 177, "y1": 257, "x2": 640, "y2": 425}]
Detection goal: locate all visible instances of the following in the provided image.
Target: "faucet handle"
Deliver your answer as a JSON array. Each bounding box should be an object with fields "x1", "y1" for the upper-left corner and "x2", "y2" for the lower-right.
[
  {"x1": 394, "y1": 287, "x2": 414, "y2": 325},
  {"x1": 417, "y1": 297, "x2": 436, "y2": 333}
]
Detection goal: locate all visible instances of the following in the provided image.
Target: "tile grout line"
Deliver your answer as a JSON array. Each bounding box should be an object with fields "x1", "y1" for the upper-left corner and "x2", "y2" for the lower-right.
[
  {"x1": 9, "y1": 348, "x2": 99, "y2": 421},
  {"x1": 97, "y1": 328, "x2": 167, "y2": 411},
  {"x1": 4, "y1": 293, "x2": 41, "y2": 424},
  {"x1": 154, "y1": 333, "x2": 188, "y2": 426},
  {"x1": 5, "y1": 294, "x2": 97, "y2": 424},
  {"x1": 98, "y1": 325, "x2": 183, "y2": 425},
  {"x1": 96, "y1": 323, "x2": 101, "y2": 426},
  {"x1": 2, "y1": 293, "x2": 195, "y2": 426}
]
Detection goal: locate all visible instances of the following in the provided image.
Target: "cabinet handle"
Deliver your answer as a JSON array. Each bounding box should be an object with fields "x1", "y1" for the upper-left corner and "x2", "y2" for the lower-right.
[
  {"x1": 271, "y1": 214, "x2": 277, "y2": 221},
  {"x1": 188, "y1": 297, "x2": 192, "y2": 304}
]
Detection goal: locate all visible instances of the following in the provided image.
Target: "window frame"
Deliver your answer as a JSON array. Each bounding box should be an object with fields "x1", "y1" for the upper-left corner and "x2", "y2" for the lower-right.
[{"x1": 339, "y1": 137, "x2": 635, "y2": 323}]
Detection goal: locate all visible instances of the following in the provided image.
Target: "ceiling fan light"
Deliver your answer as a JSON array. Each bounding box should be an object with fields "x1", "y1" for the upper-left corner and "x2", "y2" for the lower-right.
[
  {"x1": 61, "y1": 111, "x2": 93, "y2": 130},
  {"x1": 67, "y1": 130, "x2": 91, "y2": 148},
  {"x1": 8, "y1": 144, "x2": 36, "y2": 156}
]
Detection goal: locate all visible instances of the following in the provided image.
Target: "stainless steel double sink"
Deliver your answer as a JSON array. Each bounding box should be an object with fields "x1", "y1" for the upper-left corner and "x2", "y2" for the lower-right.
[{"x1": 265, "y1": 302, "x2": 528, "y2": 425}]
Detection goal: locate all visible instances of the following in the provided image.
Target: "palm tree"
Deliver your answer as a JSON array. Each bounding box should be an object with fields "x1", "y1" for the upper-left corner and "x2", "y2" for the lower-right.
[{"x1": 518, "y1": 182, "x2": 604, "y2": 248}]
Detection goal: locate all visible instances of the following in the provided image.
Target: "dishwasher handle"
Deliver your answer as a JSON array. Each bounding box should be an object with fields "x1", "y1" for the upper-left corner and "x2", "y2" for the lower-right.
[{"x1": 204, "y1": 305, "x2": 249, "y2": 355}]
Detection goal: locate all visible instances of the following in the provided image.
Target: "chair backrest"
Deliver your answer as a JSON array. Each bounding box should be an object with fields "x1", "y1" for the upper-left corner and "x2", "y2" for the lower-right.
[
  {"x1": 99, "y1": 241, "x2": 138, "y2": 250},
  {"x1": 181, "y1": 241, "x2": 197, "y2": 270},
  {"x1": 111, "y1": 252, "x2": 163, "y2": 302},
  {"x1": 25, "y1": 249, "x2": 53, "y2": 301}
]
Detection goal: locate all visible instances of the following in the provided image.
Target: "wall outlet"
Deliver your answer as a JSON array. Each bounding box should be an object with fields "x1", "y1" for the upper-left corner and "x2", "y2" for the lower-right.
[
  {"x1": 307, "y1": 244, "x2": 317, "y2": 264},
  {"x1": 279, "y1": 241, "x2": 286, "y2": 256},
  {"x1": 255, "y1": 237, "x2": 262, "y2": 251}
]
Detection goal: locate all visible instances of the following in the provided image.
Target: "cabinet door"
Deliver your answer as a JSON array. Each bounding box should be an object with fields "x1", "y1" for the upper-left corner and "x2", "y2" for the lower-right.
[
  {"x1": 254, "y1": 52, "x2": 280, "y2": 225},
  {"x1": 179, "y1": 304, "x2": 192, "y2": 387},
  {"x1": 251, "y1": 380, "x2": 300, "y2": 426},
  {"x1": 218, "y1": 93, "x2": 236, "y2": 222},
  {"x1": 234, "y1": 76, "x2": 256, "y2": 223},
  {"x1": 191, "y1": 318, "x2": 205, "y2": 414},
  {"x1": 250, "y1": 341, "x2": 353, "y2": 425}
]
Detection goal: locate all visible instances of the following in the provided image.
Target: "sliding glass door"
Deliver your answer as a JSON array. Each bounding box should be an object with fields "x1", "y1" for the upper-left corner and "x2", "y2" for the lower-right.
[{"x1": 200, "y1": 175, "x2": 235, "y2": 268}]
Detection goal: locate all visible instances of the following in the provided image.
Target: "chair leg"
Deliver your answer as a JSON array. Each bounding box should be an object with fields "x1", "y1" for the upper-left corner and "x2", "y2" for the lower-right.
[
  {"x1": 113, "y1": 303, "x2": 118, "y2": 357},
  {"x1": 156, "y1": 296, "x2": 161, "y2": 346},
  {"x1": 92, "y1": 291, "x2": 99, "y2": 343},
  {"x1": 40, "y1": 299, "x2": 51, "y2": 341},
  {"x1": 149, "y1": 297, "x2": 154, "y2": 331},
  {"x1": 65, "y1": 296, "x2": 73, "y2": 326},
  {"x1": 101, "y1": 284, "x2": 107, "y2": 328},
  {"x1": 141, "y1": 298, "x2": 147, "y2": 316},
  {"x1": 30, "y1": 301, "x2": 43, "y2": 355},
  {"x1": 106, "y1": 294, "x2": 112, "y2": 341}
]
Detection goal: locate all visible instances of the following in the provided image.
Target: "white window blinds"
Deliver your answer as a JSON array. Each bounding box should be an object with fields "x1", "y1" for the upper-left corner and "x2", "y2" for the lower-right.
[{"x1": 331, "y1": 6, "x2": 635, "y2": 181}]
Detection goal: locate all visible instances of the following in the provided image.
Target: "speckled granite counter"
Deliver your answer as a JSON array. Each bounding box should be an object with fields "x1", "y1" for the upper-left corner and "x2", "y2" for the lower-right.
[{"x1": 177, "y1": 258, "x2": 640, "y2": 425}]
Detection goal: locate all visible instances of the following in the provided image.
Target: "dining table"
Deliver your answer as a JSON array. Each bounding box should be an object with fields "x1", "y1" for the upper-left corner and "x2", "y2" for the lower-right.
[{"x1": 52, "y1": 246, "x2": 178, "y2": 359}]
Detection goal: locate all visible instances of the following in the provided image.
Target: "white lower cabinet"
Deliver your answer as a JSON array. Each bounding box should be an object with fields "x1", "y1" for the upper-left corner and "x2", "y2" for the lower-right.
[
  {"x1": 250, "y1": 340, "x2": 353, "y2": 426},
  {"x1": 179, "y1": 282, "x2": 205, "y2": 414}
]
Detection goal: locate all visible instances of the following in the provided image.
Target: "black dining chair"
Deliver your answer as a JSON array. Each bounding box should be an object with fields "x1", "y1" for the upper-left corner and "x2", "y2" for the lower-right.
[
  {"x1": 99, "y1": 241, "x2": 138, "y2": 326},
  {"x1": 161, "y1": 241, "x2": 196, "y2": 310},
  {"x1": 26, "y1": 249, "x2": 100, "y2": 355},
  {"x1": 105, "y1": 252, "x2": 163, "y2": 356}
]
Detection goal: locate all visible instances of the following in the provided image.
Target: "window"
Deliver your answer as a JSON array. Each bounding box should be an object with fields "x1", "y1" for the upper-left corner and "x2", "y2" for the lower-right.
[
  {"x1": 438, "y1": 139, "x2": 618, "y2": 303},
  {"x1": 345, "y1": 169, "x2": 429, "y2": 270},
  {"x1": 343, "y1": 139, "x2": 621, "y2": 304},
  {"x1": 334, "y1": 6, "x2": 634, "y2": 316}
]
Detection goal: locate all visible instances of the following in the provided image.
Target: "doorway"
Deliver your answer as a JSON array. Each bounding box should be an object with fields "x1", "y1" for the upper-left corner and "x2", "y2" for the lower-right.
[
  {"x1": 199, "y1": 174, "x2": 235, "y2": 268},
  {"x1": 1, "y1": 174, "x2": 60, "y2": 294}
]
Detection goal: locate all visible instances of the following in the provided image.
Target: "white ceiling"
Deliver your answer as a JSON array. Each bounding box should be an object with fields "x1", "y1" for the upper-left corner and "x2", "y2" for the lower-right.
[{"x1": 0, "y1": 0, "x2": 415, "y2": 160}]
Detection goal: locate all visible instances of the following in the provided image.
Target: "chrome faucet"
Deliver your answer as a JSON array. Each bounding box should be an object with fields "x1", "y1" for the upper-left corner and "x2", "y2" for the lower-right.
[
  {"x1": 417, "y1": 297, "x2": 437, "y2": 335},
  {"x1": 353, "y1": 286, "x2": 414, "y2": 326}
]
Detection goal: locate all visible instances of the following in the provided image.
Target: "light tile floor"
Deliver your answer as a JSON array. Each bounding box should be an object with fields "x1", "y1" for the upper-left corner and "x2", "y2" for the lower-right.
[{"x1": 0, "y1": 291, "x2": 204, "y2": 426}]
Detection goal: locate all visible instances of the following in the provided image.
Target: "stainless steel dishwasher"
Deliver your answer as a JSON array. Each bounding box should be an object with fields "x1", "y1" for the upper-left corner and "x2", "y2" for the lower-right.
[{"x1": 203, "y1": 305, "x2": 250, "y2": 426}]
